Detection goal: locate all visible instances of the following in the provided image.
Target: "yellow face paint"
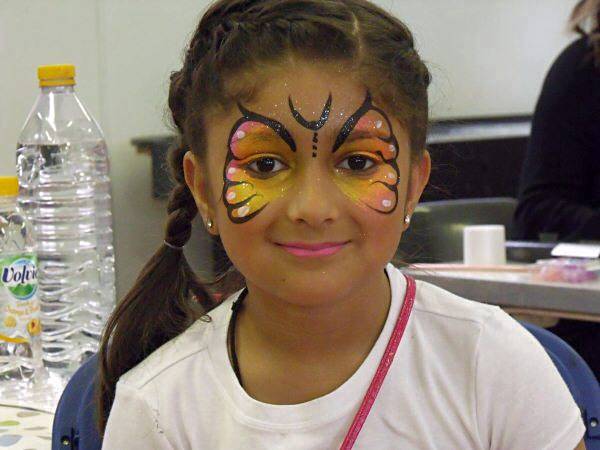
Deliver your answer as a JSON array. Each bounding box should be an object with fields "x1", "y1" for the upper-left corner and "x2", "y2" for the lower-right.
[
  {"x1": 331, "y1": 94, "x2": 400, "y2": 214},
  {"x1": 222, "y1": 112, "x2": 297, "y2": 223}
]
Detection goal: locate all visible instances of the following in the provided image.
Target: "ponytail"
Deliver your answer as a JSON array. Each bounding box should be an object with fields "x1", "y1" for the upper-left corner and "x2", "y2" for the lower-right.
[{"x1": 96, "y1": 148, "x2": 216, "y2": 432}]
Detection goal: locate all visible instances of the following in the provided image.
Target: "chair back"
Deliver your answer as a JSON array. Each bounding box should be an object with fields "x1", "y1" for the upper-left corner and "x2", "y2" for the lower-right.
[
  {"x1": 396, "y1": 197, "x2": 517, "y2": 263},
  {"x1": 521, "y1": 321, "x2": 600, "y2": 449},
  {"x1": 52, "y1": 354, "x2": 102, "y2": 450}
]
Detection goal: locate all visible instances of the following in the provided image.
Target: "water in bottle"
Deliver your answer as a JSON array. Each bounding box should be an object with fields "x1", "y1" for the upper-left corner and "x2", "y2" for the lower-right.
[
  {"x1": 0, "y1": 176, "x2": 44, "y2": 397},
  {"x1": 16, "y1": 64, "x2": 116, "y2": 380}
]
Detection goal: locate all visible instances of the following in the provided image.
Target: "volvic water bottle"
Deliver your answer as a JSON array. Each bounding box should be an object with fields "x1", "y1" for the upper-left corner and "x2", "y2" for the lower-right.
[
  {"x1": 16, "y1": 65, "x2": 116, "y2": 380},
  {"x1": 0, "y1": 176, "x2": 44, "y2": 394}
]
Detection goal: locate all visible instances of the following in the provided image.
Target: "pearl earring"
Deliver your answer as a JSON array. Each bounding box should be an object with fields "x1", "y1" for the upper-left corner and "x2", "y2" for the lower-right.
[
  {"x1": 207, "y1": 218, "x2": 213, "y2": 229},
  {"x1": 404, "y1": 215, "x2": 411, "y2": 225}
]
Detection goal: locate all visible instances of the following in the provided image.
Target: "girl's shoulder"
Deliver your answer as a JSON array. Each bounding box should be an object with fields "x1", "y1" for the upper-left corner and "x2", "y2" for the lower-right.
[
  {"x1": 116, "y1": 292, "x2": 239, "y2": 390},
  {"x1": 397, "y1": 273, "x2": 584, "y2": 448},
  {"x1": 390, "y1": 263, "x2": 501, "y2": 326},
  {"x1": 411, "y1": 276, "x2": 500, "y2": 325},
  {"x1": 406, "y1": 273, "x2": 547, "y2": 369},
  {"x1": 397, "y1": 267, "x2": 536, "y2": 356}
]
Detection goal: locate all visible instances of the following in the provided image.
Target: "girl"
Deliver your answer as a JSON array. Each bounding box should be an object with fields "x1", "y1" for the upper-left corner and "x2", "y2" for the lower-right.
[{"x1": 99, "y1": 1, "x2": 586, "y2": 448}]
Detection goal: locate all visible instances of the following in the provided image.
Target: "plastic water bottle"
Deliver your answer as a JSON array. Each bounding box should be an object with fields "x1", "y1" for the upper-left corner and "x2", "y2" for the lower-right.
[
  {"x1": 0, "y1": 176, "x2": 44, "y2": 396},
  {"x1": 16, "y1": 64, "x2": 116, "y2": 380}
]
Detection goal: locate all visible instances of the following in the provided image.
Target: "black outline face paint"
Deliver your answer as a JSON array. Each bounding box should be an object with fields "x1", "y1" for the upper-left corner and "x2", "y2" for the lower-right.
[
  {"x1": 289, "y1": 93, "x2": 332, "y2": 159},
  {"x1": 331, "y1": 91, "x2": 401, "y2": 214},
  {"x1": 222, "y1": 103, "x2": 297, "y2": 224}
]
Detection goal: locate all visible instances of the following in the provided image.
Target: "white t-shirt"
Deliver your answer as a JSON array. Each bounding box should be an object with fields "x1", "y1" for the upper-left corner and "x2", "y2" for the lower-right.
[{"x1": 102, "y1": 263, "x2": 585, "y2": 450}]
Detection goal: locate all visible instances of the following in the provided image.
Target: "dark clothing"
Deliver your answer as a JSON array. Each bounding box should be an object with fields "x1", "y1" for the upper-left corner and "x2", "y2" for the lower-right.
[
  {"x1": 513, "y1": 37, "x2": 600, "y2": 379},
  {"x1": 546, "y1": 319, "x2": 600, "y2": 379},
  {"x1": 514, "y1": 37, "x2": 600, "y2": 241}
]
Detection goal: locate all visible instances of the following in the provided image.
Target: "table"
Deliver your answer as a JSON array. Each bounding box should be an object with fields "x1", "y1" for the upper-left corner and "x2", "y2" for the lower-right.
[
  {"x1": 0, "y1": 404, "x2": 53, "y2": 449},
  {"x1": 406, "y1": 265, "x2": 600, "y2": 322},
  {"x1": 0, "y1": 372, "x2": 66, "y2": 449}
]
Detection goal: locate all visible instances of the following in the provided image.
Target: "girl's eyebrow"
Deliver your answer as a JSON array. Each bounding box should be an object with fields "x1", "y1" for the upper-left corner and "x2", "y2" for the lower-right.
[
  {"x1": 332, "y1": 91, "x2": 396, "y2": 153},
  {"x1": 241, "y1": 131, "x2": 282, "y2": 143},
  {"x1": 331, "y1": 91, "x2": 373, "y2": 153},
  {"x1": 235, "y1": 103, "x2": 297, "y2": 152},
  {"x1": 343, "y1": 128, "x2": 388, "y2": 144}
]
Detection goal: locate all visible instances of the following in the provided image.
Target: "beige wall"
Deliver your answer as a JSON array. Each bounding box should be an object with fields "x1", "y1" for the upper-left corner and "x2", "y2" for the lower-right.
[{"x1": 0, "y1": 0, "x2": 578, "y2": 298}]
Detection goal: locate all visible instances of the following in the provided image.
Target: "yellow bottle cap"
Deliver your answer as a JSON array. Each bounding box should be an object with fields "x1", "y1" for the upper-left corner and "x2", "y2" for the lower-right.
[
  {"x1": 0, "y1": 177, "x2": 18, "y2": 196},
  {"x1": 38, "y1": 64, "x2": 76, "y2": 87}
]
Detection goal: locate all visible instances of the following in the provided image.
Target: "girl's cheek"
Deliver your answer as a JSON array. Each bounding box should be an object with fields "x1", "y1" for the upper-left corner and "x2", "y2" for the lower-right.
[
  {"x1": 335, "y1": 108, "x2": 401, "y2": 213},
  {"x1": 224, "y1": 164, "x2": 294, "y2": 221},
  {"x1": 224, "y1": 120, "x2": 294, "y2": 222},
  {"x1": 333, "y1": 165, "x2": 399, "y2": 213},
  {"x1": 333, "y1": 144, "x2": 400, "y2": 214}
]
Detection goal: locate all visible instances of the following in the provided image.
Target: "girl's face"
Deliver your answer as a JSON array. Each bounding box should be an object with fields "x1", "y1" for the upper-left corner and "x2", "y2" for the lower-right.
[{"x1": 184, "y1": 62, "x2": 430, "y2": 307}]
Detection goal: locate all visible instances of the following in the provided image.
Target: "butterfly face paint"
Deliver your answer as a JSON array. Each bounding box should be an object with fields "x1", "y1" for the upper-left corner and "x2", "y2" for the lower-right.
[
  {"x1": 222, "y1": 91, "x2": 401, "y2": 224},
  {"x1": 222, "y1": 104, "x2": 297, "y2": 223},
  {"x1": 331, "y1": 92, "x2": 400, "y2": 214},
  {"x1": 223, "y1": 95, "x2": 332, "y2": 224}
]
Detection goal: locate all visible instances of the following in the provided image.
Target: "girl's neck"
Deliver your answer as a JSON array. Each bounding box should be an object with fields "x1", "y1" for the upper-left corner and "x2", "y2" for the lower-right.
[{"x1": 237, "y1": 267, "x2": 391, "y2": 362}]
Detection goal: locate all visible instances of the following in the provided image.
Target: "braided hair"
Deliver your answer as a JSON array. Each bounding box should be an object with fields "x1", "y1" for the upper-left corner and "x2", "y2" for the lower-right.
[{"x1": 97, "y1": 0, "x2": 431, "y2": 432}]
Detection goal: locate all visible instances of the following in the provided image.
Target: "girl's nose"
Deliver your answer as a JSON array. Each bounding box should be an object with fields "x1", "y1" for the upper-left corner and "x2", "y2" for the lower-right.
[{"x1": 285, "y1": 164, "x2": 340, "y2": 228}]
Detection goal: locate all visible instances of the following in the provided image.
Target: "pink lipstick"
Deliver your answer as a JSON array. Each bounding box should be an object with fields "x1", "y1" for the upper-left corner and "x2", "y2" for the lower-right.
[{"x1": 276, "y1": 241, "x2": 349, "y2": 257}]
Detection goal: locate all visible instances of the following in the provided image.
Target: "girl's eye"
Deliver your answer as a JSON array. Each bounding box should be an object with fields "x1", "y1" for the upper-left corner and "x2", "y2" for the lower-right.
[
  {"x1": 246, "y1": 157, "x2": 287, "y2": 175},
  {"x1": 337, "y1": 155, "x2": 376, "y2": 172}
]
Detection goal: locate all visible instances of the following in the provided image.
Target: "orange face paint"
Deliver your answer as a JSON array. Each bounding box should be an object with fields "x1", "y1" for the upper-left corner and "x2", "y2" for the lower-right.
[
  {"x1": 222, "y1": 107, "x2": 297, "y2": 223},
  {"x1": 331, "y1": 93, "x2": 400, "y2": 214}
]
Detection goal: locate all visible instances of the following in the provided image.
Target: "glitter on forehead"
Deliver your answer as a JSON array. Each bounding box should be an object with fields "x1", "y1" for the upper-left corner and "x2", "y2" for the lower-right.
[{"x1": 288, "y1": 93, "x2": 332, "y2": 131}]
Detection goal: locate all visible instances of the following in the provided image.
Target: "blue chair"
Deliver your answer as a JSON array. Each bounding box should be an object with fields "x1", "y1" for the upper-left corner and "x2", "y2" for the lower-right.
[
  {"x1": 52, "y1": 354, "x2": 103, "y2": 450},
  {"x1": 521, "y1": 321, "x2": 600, "y2": 449}
]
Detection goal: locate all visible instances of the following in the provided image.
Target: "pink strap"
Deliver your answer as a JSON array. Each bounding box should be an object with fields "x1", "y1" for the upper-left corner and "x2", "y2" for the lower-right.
[{"x1": 339, "y1": 274, "x2": 416, "y2": 450}]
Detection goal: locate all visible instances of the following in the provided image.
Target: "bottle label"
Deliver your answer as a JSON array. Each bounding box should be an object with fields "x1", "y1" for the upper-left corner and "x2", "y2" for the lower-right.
[{"x1": 0, "y1": 254, "x2": 41, "y2": 345}]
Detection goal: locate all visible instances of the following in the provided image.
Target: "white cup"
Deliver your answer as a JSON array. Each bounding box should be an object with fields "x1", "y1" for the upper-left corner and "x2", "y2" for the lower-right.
[{"x1": 463, "y1": 225, "x2": 506, "y2": 265}]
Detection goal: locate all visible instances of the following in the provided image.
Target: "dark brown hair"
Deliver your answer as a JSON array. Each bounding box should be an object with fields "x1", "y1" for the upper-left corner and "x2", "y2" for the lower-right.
[
  {"x1": 97, "y1": 0, "x2": 431, "y2": 432},
  {"x1": 570, "y1": 0, "x2": 600, "y2": 67}
]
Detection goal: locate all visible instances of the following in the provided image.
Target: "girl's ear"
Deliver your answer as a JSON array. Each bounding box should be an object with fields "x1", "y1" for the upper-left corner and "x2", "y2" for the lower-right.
[
  {"x1": 404, "y1": 149, "x2": 431, "y2": 230},
  {"x1": 183, "y1": 151, "x2": 218, "y2": 235}
]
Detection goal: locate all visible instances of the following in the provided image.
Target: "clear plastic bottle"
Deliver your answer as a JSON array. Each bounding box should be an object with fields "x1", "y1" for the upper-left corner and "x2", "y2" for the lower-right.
[
  {"x1": 16, "y1": 64, "x2": 115, "y2": 380},
  {"x1": 0, "y1": 177, "x2": 44, "y2": 395}
]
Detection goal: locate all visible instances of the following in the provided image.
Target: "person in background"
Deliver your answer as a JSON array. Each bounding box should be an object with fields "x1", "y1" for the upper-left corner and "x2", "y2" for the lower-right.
[
  {"x1": 514, "y1": 0, "x2": 600, "y2": 242},
  {"x1": 513, "y1": 0, "x2": 600, "y2": 379},
  {"x1": 97, "y1": 1, "x2": 585, "y2": 448}
]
